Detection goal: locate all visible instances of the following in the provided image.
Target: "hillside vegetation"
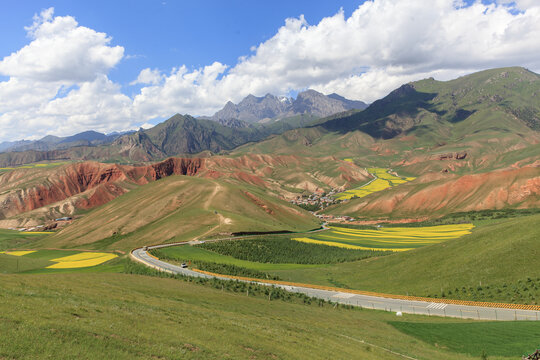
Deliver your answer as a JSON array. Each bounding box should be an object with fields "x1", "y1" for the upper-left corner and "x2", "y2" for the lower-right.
[{"x1": 40, "y1": 176, "x2": 320, "y2": 251}]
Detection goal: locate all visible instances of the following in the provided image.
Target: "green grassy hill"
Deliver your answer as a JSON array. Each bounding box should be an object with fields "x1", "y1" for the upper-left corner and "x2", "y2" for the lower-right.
[
  {"x1": 40, "y1": 175, "x2": 320, "y2": 251},
  {"x1": 1, "y1": 272, "x2": 538, "y2": 359},
  {"x1": 270, "y1": 214, "x2": 540, "y2": 304}
]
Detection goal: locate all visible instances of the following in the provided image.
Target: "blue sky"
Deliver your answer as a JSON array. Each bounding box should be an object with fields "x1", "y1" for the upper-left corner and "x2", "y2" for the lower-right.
[
  {"x1": 0, "y1": 1, "x2": 364, "y2": 94},
  {"x1": 0, "y1": 0, "x2": 538, "y2": 141}
]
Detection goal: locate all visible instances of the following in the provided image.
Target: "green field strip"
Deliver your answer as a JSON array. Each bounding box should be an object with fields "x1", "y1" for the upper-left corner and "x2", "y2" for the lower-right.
[{"x1": 156, "y1": 245, "x2": 324, "y2": 271}]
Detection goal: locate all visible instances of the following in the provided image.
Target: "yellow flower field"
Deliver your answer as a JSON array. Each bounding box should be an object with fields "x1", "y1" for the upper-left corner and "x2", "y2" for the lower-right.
[
  {"x1": 0, "y1": 250, "x2": 36, "y2": 256},
  {"x1": 335, "y1": 167, "x2": 415, "y2": 201},
  {"x1": 293, "y1": 224, "x2": 474, "y2": 251},
  {"x1": 46, "y1": 252, "x2": 118, "y2": 269}
]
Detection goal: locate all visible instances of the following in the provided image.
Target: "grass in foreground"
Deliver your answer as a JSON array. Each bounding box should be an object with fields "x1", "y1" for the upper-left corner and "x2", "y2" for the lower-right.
[
  {"x1": 0, "y1": 270, "x2": 535, "y2": 359},
  {"x1": 390, "y1": 321, "x2": 540, "y2": 358}
]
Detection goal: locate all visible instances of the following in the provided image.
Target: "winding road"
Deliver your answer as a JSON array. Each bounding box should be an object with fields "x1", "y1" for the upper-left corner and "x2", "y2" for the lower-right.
[{"x1": 131, "y1": 240, "x2": 540, "y2": 322}]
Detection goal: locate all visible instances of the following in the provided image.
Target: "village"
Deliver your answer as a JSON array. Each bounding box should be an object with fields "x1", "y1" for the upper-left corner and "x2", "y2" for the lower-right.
[{"x1": 289, "y1": 188, "x2": 356, "y2": 222}]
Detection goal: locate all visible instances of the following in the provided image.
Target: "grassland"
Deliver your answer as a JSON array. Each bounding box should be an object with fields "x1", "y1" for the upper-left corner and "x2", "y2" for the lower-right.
[
  {"x1": 293, "y1": 224, "x2": 473, "y2": 251},
  {"x1": 390, "y1": 321, "x2": 540, "y2": 358},
  {"x1": 334, "y1": 167, "x2": 415, "y2": 201},
  {"x1": 1, "y1": 272, "x2": 538, "y2": 359}
]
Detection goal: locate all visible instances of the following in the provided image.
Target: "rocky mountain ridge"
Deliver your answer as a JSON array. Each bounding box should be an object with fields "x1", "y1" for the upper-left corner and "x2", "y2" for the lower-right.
[{"x1": 208, "y1": 89, "x2": 367, "y2": 126}]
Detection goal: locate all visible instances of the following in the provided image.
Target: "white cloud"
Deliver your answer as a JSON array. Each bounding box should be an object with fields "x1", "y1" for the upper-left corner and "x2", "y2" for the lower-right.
[
  {"x1": 130, "y1": 68, "x2": 163, "y2": 85},
  {"x1": 0, "y1": 8, "x2": 123, "y2": 83},
  {"x1": 1, "y1": 1, "x2": 540, "y2": 142},
  {"x1": 132, "y1": 62, "x2": 229, "y2": 118},
  {"x1": 134, "y1": 0, "x2": 540, "y2": 115},
  {"x1": 140, "y1": 122, "x2": 155, "y2": 129},
  {"x1": 0, "y1": 8, "x2": 129, "y2": 141}
]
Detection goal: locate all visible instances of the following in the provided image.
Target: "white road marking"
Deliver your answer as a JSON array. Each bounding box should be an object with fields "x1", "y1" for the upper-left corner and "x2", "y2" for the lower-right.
[
  {"x1": 331, "y1": 293, "x2": 356, "y2": 299},
  {"x1": 427, "y1": 302, "x2": 448, "y2": 310}
]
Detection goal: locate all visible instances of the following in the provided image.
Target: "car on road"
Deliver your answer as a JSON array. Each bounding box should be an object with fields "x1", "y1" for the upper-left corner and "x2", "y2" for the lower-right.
[{"x1": 181, "y1": 263, "x2": 188, "y2": 268}]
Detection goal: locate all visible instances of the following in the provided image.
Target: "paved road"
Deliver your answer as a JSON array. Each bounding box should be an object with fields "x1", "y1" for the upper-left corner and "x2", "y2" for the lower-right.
[{"x1": 131, "y1": 243, "x2": 540, "y2": 321}]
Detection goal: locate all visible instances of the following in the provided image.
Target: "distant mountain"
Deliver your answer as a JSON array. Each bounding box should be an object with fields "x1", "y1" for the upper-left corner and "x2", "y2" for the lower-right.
[
  {"x1": 237, "y1": 67, "x2": 540, "y2": 172},
  {"x1": 111, "y1": 114, "x2": 265, "y2": 158},
  {"x1": 0, "y1": 140, "x2": 33, "y2": 152},
  {"x1": 1, "y1": 130, "x2": 125, "y2": 153},
  {"x1": 2, "y1": 67, "x2": 537, "y2": 169},
  {"x1": 318, "y1": 66, "x2": 540, "y2": 139},
  {"x1": 208, "y1": 89, "x2": 367, "y2": 126}
]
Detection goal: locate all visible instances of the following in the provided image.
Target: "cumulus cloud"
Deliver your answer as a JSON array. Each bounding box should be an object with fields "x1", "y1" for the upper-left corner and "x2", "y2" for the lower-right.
[
  {"x1": 130, "y1": 68, "x2": 164, "y2": 85},
  {"x1": 1, "y1": 1, "x2": 540, "y2": 142},
  {"x1": 0, "y1": 8, "x2": 123, "y2": 83},
  {"x1": 0, "y1": 8, "x2": 129, "y2": 140},
  {"x1": 134, "y1": 0, "x2": 540, "y2": 115}
]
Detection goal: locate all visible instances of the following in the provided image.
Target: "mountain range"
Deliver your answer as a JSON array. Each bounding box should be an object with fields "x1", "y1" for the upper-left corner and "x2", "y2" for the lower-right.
[
  {"x1": 0, "y1": 89, "x2": 367, "y2": 165},
  {"x1": 0, "y1": 67, "x2": 538, "y2": 171},
  {"x1": 0, "y1": 130, "x2": 133, "y2": 153},
  {"x1": 205, "y1": 89, "x2": 367, "y2": 126},
  {"x1": 0, "y1": 66, "x2": 538, "y2": 232}
]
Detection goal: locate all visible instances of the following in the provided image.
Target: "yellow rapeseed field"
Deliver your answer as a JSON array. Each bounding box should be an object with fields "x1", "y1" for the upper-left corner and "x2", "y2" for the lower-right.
[
  {"x1": 47, "y1": 252, "x2": 118, "y2": 269},
  {"x1": 294, "y1": 224, "x2": 474, "y2": 251},
  {"x1": 0, "y1": 250, "x2": 36, "y2": 256},
  {"x1": 335, "y1": 167, "x2": 416, "y2": 201}
]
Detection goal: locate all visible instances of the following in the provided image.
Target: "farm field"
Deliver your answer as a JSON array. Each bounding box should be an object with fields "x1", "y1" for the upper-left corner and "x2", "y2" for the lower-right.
[
  {"x1": 197, "y1": 235, "x2": 387, "y2": 264},
  {"x1": 0, "y1": 249, "x2": 121, "y2": 274},
  {"x1": 3, "y1": 272, "x2": 534, "y2": 360},
  {"x1": 0, "y1": 161, "x2": 69, "y2": 172},
  {"x1": 293, "y1": 223, "x2": 474, "y2": 251},
  {"x1": 152, "y1": 244, "x2": 324, "y2": 273},
  {"x1": 334, "y1": 167, "x2": 415, "y2": 201}
]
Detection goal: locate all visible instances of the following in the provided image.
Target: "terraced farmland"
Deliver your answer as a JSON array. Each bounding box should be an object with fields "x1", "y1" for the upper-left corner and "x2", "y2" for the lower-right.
[
  {"x1": 293, "y1": 224, "x2": 474, "y2": 251},
  {"x1": 334, "y1": 167, "x2": 415, "y2": 201}
]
